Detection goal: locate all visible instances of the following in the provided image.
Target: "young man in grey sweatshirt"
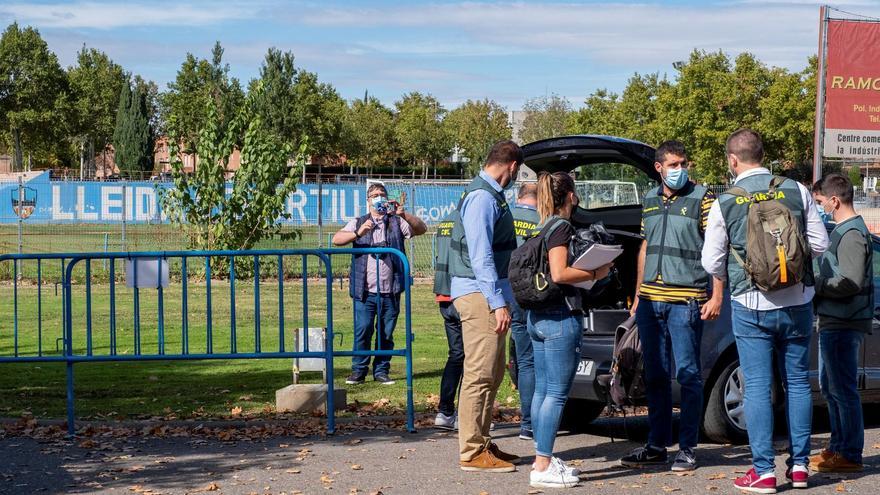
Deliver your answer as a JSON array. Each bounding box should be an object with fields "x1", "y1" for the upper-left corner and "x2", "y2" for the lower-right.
[{"x1": 811, "y1": 173, "x2": 874, "y2": 473}]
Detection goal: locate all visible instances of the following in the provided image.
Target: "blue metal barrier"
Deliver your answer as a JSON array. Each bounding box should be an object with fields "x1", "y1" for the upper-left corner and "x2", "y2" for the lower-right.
[{"x1": 0, "y1": 248, "x2": 415, "y2": 436}]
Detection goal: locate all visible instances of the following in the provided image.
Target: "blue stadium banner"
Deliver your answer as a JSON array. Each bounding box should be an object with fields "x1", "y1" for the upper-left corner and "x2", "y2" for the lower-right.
[{"x1": 0, "y1": 172, "x2": 469, "y2": 225}]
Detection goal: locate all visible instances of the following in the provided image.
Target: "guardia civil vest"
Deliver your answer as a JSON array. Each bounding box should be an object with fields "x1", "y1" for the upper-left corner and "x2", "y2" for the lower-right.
[
  {"x1": 349, "y1": 214, "x2": 406, "y2": 301},
  {"x1": 512, "y1": 204, "x2": 541, "y2": 247},
  {"x1": 433, "y1": 212, "x2": 457, "y2": 296},
  {"x1": 816, "y1": 215, "x2": 874, "y2": 321},
  {"x1": 641, "y1": 182, "x2": 710, "y2": 289},
  {"x1": 719, "y1": 173, "x2": 812, "y2": 296},
  {"x1": 449, "y1": 175, "x2": 517, "y2": 279}
]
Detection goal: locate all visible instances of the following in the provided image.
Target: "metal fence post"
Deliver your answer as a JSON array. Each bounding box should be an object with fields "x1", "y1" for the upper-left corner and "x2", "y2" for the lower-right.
[
  {"x1": 17, "y1": 176, "x2": 23, "y2": 255},
  {"x1": 409, "y1": 179, "x2": 416, "y2": 275},
  {"x1": 121, "y1": 179, "x2": 127, "y2": 251},
  {"x1": 317, "y1": 173, "x2": 323, "y2": 248}
]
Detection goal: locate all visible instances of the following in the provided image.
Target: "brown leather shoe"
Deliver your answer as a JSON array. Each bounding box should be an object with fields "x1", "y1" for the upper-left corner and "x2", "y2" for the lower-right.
[
  {"x1": 488, "y1": 442, "x2": 521, "y2": 464},
  {"x1": 808, "y1": 449, "x2": 835, "y2": 470},
  {"x1": 460, "y1": 448, "x2": 516, "y2": 472},
  {"x1": 814, "y1": 453, "x2": 863, "y2": 473}
]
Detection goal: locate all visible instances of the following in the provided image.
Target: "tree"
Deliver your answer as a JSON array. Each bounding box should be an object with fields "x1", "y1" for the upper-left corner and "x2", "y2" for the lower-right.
[
  {"x1": 519, "y1": 93, "x2": 572, "y2": 144},
  {"x1": 567, "y1": 89, "x2": 619, "y2": 136},
  {"x1": 654, "y1": 50, "x2": 769, "y2": 183},
  {"x1": 67, "y1": 45, "x2": 126, "y2": 175},
  {"x1": 158, "y1": 83, "x2": 304, "y2": 253},
  {"x1": 345, "y1": 96, "x2": 395, "y2": 173},
  {"x1": 160, "y1": 41, "x2": 244, "y2": 150},
  {"x1": 113, "y1": 80, "x2": 152, "y2": 174},
  {"x1": 758, "y1": 57, "x2": 816, "y2": 168},
  {"x1": 0, "y1": 22, "x2": 71, "y2": 170},
  {"x1": 393, "y1": 92, "x2": 450, "y2": 178},
  {"x1": 444, "y1": 98, "x2": 511, "y2": 173}
]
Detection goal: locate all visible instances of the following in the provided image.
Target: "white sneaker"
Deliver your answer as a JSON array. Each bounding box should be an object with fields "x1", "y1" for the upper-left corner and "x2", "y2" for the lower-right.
[
  {"x1": 434, "y1": 412, "x2": 456, "y2": 430},
  {"x1": 530, "y1": 462, "x2": 580, "y2": 488},
  {"x1": 532, "y1": 457, "x2": 581, "y2": 477}
]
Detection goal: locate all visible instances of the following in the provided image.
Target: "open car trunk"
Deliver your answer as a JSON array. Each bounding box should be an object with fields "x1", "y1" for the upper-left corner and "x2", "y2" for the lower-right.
[{"x1": 522, "y1": 135, "x2": 659, "y2": 335}]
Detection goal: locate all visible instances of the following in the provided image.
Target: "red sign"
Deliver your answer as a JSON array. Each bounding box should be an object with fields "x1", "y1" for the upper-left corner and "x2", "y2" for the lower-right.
[{"x1": 823, "y1": 19, "x2": 880, "y2": 159}]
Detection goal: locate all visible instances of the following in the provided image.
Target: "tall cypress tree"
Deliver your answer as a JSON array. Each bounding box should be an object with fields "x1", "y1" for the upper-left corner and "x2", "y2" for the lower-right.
[{"x1": 113, "y1": 80, "x2": 152, "y2": 174}]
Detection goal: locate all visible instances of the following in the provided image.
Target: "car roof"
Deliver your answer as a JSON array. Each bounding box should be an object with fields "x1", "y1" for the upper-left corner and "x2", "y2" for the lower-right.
[{"x1": 521, "y1": 135, "x2": 660, "y2": 182}]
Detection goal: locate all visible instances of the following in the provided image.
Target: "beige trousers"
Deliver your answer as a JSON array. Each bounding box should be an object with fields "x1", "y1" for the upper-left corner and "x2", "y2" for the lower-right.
[{"x1": 453, "y1": 292, "x2": 507, "y2": 462}]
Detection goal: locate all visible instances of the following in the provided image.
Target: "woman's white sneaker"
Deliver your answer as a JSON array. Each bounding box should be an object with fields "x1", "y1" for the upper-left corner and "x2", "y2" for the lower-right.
[{"x1": 530, "y1": 463, "x2": 580, "y2": 488}]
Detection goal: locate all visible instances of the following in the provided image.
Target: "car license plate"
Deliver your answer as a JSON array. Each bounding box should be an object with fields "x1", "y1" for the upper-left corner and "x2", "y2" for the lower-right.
[{"x1": 576, "y1": 360, "x2": 594, "y2": 376}]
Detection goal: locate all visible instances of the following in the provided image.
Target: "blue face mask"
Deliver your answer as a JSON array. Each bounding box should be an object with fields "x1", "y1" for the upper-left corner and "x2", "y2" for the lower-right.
[
  {"x1": 663, "y1": 168, "x2": 688, "y2": 190},
  {"x1": 371, "y1": 196, "x2": 390, "y2": 214},
  {"x1": 817, "y1": 204, "x2": 832, "y2": 224}
]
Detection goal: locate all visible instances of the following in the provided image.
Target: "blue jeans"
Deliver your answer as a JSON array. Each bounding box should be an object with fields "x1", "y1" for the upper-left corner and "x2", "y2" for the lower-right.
[
  {"x1": 509, "y1": 298, "x2": 534, "y2": 432},
  {"x1": 528, "y1": 306, "x2": 581, "y2": 458},
  {"x1": 351, "y1": 292, "x2": 400, "y2": 377},
  {"x1": 438, "y1": 301, "x2": 464, "y2": 416},
  {"x1": 819, "y1": 329, "x2": 865, "y2": 463},
  {"x1": 732, "y1": 301, "x2": 813, "y2": 475},
  {"x1": 636, "y1": 299, "x2": 704, "y2": 450}
]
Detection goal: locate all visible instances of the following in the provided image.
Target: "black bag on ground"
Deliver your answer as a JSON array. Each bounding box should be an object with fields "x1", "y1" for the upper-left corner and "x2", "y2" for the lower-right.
[{"x1": 509, "y1": 217, "x2": 569, "y2": 309}]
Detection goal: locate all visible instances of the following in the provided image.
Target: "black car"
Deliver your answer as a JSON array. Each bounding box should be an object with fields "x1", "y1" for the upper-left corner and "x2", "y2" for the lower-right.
[{"x1": 514, "y1": 135, "x2": 880, "y2": 444}]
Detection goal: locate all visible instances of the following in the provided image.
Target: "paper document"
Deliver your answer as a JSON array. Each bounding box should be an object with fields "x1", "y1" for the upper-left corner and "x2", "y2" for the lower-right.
[{"x1": 570, "y1": 244, "x2": 623, "y2": 290}]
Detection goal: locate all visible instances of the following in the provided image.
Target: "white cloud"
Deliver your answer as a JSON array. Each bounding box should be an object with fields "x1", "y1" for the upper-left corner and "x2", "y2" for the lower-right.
[
  {"x1": 0, "y1": 1, "x2": 256, "y2": 29},
  {"x1": 291, "y1": 1, "x2": 880, "y2": 69}
]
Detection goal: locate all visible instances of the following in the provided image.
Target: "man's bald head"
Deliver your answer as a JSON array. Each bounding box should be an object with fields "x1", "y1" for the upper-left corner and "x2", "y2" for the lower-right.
[{"x1": 517, "y1": 182, "x2": 538, "y2": 207}]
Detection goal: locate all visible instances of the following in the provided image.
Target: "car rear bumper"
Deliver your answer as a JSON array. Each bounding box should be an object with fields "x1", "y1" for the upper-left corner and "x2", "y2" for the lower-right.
[{"x1": 570, "y1": 334, "x2": 615, "y2": 402}]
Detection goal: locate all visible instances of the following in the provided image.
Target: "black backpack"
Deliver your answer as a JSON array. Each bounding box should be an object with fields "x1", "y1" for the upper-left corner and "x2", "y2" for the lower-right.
[{"x1": 509, "y1": 217, "x2": 569, "y2": 309}]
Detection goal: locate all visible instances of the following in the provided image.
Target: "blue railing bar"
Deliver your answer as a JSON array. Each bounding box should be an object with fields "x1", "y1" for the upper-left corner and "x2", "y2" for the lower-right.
[
  {"x1": 63, "y1": 259, "x2": 74, "y2": 436},
  {"x1": 254, "y1": 255, "x2": 261, "y2": 353},
  {"x1": 205, "y1": 257, "x2": 212, "y2": 354},
  {"x1": 66, "y1": 361, "x2": 75, "y2": 436},
  {"x1": 0, "y1": 351, "x2": 333, "y2": 364},
  {"x1": 318, "y1": 249, "x2": 336, "y2": 434},
  {"x1": 181, "y1": 257, "x2": 189, "y2": 355},
  {"x1": 13, "y1": 259, "x2": 18, "y2": 357},
  {"x1": 133, "y1": 260, "x2": 141, "y2": 356},
  {"x1": 86, "y1": 259, "x2": 92, "y2": 356},
  {"x1": 109, "y1": 259, "x2": 116, "y2": 356},
  {"x1": 229, "y1": 256, "x2": 236, "y2": 354},
  {"x1": 157, "y1": 257, "x2": 165, "y2": 356},
  {"x1": 37, "y1": 258, "x2": 42, "y2": 357},
  {"x1": 277, "y1": 254, "x2": 284, "y2": 353},
  {"x1": 4, "y1": 247, "x2": 412, "y2": 262},
  {"x1": 302, "y1": 255, "x2": 308, "y2": 352}
]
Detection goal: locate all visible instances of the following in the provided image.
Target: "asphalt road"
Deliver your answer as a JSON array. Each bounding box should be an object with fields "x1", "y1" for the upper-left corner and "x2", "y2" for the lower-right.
[{"x1": 2, "y1": 415, "x2": 878, "y2": 495}]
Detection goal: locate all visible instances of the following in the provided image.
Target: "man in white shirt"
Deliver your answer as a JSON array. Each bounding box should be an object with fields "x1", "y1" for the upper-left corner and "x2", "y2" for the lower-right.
[{"x1": 701, "y1": 129, "x2": 828, "y2": 494}]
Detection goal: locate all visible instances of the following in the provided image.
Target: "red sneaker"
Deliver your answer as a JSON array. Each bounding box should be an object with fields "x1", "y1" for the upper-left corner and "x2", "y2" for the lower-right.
[
  {"x1": 733, "y1": 468, "x2": 777, "y2": 494},
  {"x1": 785, "y1": 465, "x2": 809, "y2": 489}
]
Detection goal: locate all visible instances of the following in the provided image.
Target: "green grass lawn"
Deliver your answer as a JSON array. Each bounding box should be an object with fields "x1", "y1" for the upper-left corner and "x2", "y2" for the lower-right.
[{"x1": 0, "y1": 282, "x2": 520, "y2": 420}]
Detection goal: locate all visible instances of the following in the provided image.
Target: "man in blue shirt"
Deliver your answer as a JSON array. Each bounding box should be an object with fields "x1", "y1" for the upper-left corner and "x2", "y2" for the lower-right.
[{"x1": 449, "y1": 140, "x2": 522, "y2": 472}]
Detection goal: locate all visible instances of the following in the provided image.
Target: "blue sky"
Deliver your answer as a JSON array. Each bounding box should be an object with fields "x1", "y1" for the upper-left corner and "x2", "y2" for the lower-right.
[{"x1": 2, "y1": 1, "x2": 878, "y2": 110}]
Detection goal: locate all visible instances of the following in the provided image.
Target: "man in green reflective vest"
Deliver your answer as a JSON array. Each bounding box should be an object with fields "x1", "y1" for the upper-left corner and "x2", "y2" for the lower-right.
[
  {"x1": 510, "y1": 183, "x2": 539, "y2": 441},
  {"x1": 433, "y1": 211, "x2": 463, "y2": 430},
  {"x1": 621, "y1": 140, "x2": 723, "y2": 473},
  {"x1": 811, "y1": 173, "x2": 873, "y2": 473}
]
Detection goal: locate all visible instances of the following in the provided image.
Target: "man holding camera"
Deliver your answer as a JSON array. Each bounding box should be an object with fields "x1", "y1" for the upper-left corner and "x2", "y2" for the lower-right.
[{"x1": 333, "y1": 183, "x2": 427, "y2": 385}]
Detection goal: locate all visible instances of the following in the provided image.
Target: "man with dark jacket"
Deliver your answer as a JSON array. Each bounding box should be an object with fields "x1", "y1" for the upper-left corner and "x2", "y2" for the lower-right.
[{"x1": 333, "y1": 183, "x2": 426, "y2": 385}]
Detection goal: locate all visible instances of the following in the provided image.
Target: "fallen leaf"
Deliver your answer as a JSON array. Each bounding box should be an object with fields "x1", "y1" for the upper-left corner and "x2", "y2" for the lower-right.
[
  {"x1": 836, "y1": 483, "x2": 846, "y2": 492},
  {"x1": 205, "y1": 482, "x2": 220, "y2": 491},
  {"x1": 706, "y1": 473, "x2": 727, "y2": 480},
  {"x1": 673, "y1": 471, "x2": 694, "y2": 477},
  {"x1": 344, "y1": 439, "x2": 363, "y2": 446},
  {"x1": 873, "y1": 443, "x2": 880, "y2": 449},
  {"x1": 286, "y1": 469, "x2": 301, "y2": 474},
  {"x1": 706, "y1": 485, "x2": 718, "y2": 491},
  {"x1": 351, "y1": 464, "x2": 363, "y2": 470},
  {"x1": 321, "y1": 475, "x2": 334, "y2": 485},
  {"x1": 527, "y1": 490, "x2": 544, "y2": 494},
  {"x1": 479, "y1": 492, "x2": 490, "y2": 495},
  {"x1": 230, "y1": 406, "x2": 242, "y2": 417},
  {"x1": 662, "y1": 487, "x2": 681, "y2": 493}
]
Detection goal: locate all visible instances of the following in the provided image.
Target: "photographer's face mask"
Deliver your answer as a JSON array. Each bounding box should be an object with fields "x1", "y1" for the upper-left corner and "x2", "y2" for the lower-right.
[{"x1": 370, "y1": 194, "x2": 390, "y2": 214}]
